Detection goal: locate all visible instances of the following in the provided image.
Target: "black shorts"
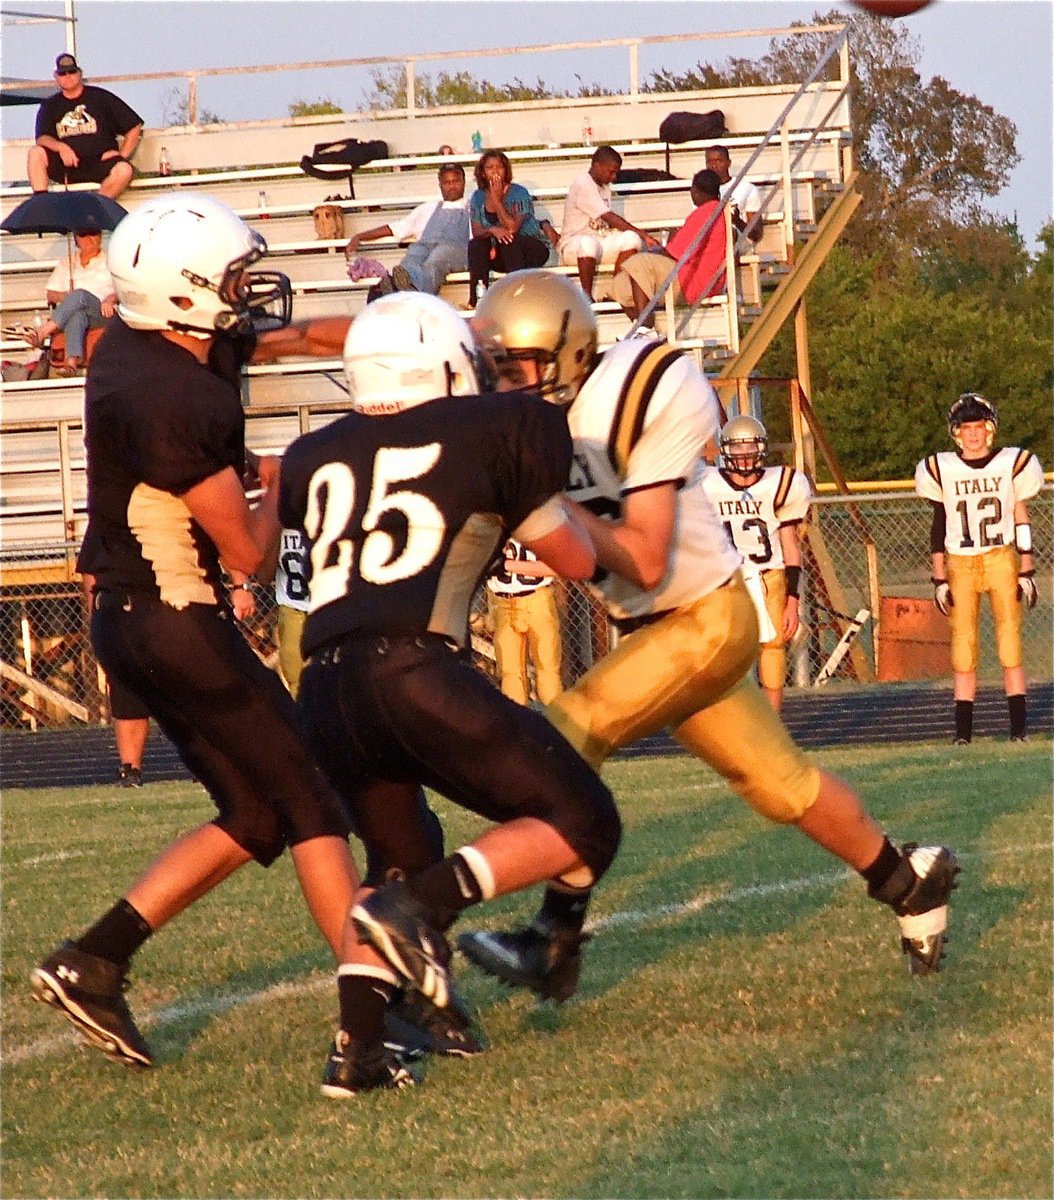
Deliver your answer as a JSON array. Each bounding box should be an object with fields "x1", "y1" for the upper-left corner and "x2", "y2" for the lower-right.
[
  {"x1": 298, "y1": 632, "x2": 621, "y2": 882},
  {"x1": 91, "y1": 596, "x2": 351, "y2": 865},
  {"x1": 107, "y1": 674, "x2": 150, "y2": 721},
  {"x1": 45, "y1": 151, "x2": 126, "y2": 186}
]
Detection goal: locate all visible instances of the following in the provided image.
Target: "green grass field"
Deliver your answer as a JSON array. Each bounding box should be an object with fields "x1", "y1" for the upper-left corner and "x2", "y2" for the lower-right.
[{"x1": 2, "y1": 739, "x2": 1051, "y2": 1199}]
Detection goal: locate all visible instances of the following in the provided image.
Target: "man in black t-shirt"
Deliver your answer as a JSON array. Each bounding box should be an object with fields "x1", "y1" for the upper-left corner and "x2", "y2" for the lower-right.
[
  {"x1": 29, "y1": 53, "x2": 142, "y2": 198},
  {"x1": 278, "y1": 291, "x2": 621, "y2": 1097},
  {"x1": 30, "y1": 194, "x2": 364, "y2": 1076}
]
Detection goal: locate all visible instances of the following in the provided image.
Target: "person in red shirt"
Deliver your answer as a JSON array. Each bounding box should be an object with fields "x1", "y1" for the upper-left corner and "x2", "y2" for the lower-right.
[{"x1": 610, "y1": 169, "x2": 727, "y2": 328}]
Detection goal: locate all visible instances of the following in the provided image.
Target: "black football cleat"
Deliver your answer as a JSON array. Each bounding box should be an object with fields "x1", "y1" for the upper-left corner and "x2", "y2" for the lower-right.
[
  {"x1": 117, "y1": 763, "x2": 143, "y2": 788},
  {"x1": 351, "y1": 882, "x2": 452, "y2": 1008},
  {"x1": 384, "y1": 987, "x2": 484, "y2": 1059},
  {"x1": 321, "y1": 1032, "x2": 416, "y2": 1098},
  {"x1": 457, "y1": 920, "x2": 592, "y2": 1003},
  {"x1": 893, "y1": 844, "x2": 961, "y2": 976},
  {"x1": 31, "y1": 941, "x2": 153, "y2": 1066}
]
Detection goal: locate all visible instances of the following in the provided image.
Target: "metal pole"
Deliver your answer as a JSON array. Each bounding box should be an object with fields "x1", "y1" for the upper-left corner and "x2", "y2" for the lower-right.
[{"x1": 64, "y1": 0, "x2": 76, "y2": 57}]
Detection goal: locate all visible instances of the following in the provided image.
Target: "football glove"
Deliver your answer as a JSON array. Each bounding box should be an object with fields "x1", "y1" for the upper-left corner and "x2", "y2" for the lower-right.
[
  {"x1": 1017, "y1": 570, "x2": 1038, "y2": 610},
  {"x1": 932, "y1": 578, "x2": 953, "y2": 616}
]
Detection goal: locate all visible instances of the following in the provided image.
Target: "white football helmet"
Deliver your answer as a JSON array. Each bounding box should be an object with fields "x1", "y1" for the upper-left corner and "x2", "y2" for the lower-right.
[
  {"x1": 720, "y1": 414, "x2": 768, "y2": 475},
  {"x1": 107, "y1": 193, "x2": 291, "y2": 338},
  {"x1": 343, "y1": 292, "x2": 488, "y2": 414}
]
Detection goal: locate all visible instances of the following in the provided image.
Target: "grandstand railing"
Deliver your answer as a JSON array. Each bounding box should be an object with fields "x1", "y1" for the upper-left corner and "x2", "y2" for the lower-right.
[{"x1": 2, "y1": 24, "x2": 851, "y2": 180}]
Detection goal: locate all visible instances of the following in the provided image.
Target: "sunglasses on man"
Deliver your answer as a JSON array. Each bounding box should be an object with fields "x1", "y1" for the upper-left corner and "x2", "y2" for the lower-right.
[{"x1": 56, "y1": 67, "x2": 80, "y2": 76}]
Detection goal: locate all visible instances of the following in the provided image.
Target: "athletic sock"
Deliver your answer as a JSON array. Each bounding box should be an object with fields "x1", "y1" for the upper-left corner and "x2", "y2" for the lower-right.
[
  {"x1": 337, "y1": 964, "x2": 398, "y2": 1045},
  {"x1": 538, "y1": 882, "x2": 593, "y2": 934},
  {"x1": 861, "y1": 837, "x2": 914, "y2": 907},
  {"x1": 76, "y1": 898, "x2": 152, "y2": 965},
  {"x1": 407, "y1": 850, "x2": 487, "y2": 929},
  {"x1": 1008, "y1": 694, "x2": 1027, "y2": 739},
  {"x1": 954, "y1": 700, "x2": 974, "y2": 743}
]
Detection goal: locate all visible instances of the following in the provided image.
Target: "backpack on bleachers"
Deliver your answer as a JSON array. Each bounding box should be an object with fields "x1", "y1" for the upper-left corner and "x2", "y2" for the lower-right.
[
  {"x1": 299, "y1": 138, "x2": 390, "y2": 198},
  {"x1": 658, "y1": 110, "x2": 727, "y2": 172}
]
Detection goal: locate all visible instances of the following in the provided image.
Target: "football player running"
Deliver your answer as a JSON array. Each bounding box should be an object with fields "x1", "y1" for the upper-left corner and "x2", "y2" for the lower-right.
[
  {"x1": 700, "y1": 415, "x2": 812, "y2": 712},
  {"x1": 915, "y1": 394, "x2": 1044, "y2": 744},
  {"x1": 277, "y1": 292, "x2": 621, "y2": 1096},
  {"x1": 458, "y1": 270, "x2": 960, "y2": 1001},
  {"x1": 30, "y1": 195, "x2": 362, "y2": 1069}
]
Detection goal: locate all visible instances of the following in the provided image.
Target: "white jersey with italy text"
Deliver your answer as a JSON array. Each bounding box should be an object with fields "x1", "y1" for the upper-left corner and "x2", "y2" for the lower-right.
[
  {"x1": 566, "y1": 338, "x2": 741, "y2": 620},
  {"x1": 914, "y1": 446, "x2": 1044, "y2": 556},
  {"x1": 274, "y1": 527, "x2": 310, "y2": 612},
  {"x1": 697, "y1": 465, "x2": 812, "y2": 578}
]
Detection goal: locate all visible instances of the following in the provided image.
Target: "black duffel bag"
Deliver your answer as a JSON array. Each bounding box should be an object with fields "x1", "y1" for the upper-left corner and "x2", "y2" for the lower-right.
[
  {"x1": 299, "y1": 138, "x2": 390, "y2": 197},
  {"x1": 658, "y1": 110, "x2": 727, "y2": 171}
]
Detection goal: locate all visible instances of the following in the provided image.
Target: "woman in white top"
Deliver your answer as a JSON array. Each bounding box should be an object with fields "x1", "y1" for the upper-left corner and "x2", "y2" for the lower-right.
[{"x1": 26, "y1": 227, "x2": 117, "y2": 372}]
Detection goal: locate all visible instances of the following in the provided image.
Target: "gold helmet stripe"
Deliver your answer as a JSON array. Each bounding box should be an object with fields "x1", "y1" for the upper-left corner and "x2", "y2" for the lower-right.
[{"x1": 608, "y1": 343, "x2": 683, "y2": 479}]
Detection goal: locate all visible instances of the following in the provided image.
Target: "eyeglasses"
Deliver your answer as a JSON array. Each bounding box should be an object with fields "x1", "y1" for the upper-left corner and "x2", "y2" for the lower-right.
[{"x1": 56, "y1": 68, "x2": 80, "y2": 76}]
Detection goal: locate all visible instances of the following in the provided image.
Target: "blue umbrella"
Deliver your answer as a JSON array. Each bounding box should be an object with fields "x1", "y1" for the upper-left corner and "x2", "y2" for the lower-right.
[{"x1": 1, "y1": 191, "x2": 127, "y2": 236}]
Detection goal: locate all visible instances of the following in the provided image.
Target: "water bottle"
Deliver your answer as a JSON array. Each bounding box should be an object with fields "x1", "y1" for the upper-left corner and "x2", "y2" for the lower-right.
[
  {"x1": 582, "y1": 118, "x2": 594, "y2": 147},
  {"x1": 471, "y1": 130, "x2": 483, "y2": 154},
  {"x1": 158, "y1": 146, "x2": 171, "y2": 177},
  {"x1": 258, "y1": 189, "x2": 269, "y2": 219}
]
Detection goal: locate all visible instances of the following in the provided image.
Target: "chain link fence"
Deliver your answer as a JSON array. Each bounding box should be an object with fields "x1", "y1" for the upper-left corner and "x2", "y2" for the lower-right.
[{"x1": 0, "y1": 488, "x2": 1050, "y2": 731}]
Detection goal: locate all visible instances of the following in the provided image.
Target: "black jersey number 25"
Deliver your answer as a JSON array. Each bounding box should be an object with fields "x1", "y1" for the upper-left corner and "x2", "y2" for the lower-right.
[{"x1": 304, "y1": 444, "x2": 445, "y2": 605}]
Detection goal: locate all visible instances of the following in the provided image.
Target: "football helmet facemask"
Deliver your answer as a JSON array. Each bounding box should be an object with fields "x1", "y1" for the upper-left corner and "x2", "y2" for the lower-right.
[
  {"x1": 948, "y1": 393, "x2": 998, "y2": 450},
  {"x1": 720, "y1": 414, "x2": 768, "y2": 476},
  {"x1": 107, "y1": 194, "x2": 292, "y2": 339},
  {"x1": 472, "y1": 270, "x2": 598, "y2": 404},
  {"x1": 343, "y1": 292, "x2": 490, "y2": 414}
]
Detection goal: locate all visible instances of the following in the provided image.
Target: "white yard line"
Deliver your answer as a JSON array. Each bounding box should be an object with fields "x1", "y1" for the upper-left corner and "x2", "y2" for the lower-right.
[{"x1": 6, "y1": 841, "x2": 1049, "y2": 1065}]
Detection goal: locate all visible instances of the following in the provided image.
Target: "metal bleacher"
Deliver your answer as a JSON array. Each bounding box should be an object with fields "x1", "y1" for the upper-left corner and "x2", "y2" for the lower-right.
[{"x1": 1, "y1": 22, "x2": 856, "y2": 569}]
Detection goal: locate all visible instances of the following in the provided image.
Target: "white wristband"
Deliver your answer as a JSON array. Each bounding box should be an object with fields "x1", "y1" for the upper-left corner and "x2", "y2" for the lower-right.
[{"x1": 1015, "y1": 523, "x2": 1032, "y2": 554}]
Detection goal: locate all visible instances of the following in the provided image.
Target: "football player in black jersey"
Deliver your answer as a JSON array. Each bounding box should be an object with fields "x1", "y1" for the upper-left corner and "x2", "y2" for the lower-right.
[
  {"x1": 278, "y1": 291, "x2": 622, "y2": 1096},
  {"x1": 30, "y1": 194, "x2": 364, "y2": 1072}
]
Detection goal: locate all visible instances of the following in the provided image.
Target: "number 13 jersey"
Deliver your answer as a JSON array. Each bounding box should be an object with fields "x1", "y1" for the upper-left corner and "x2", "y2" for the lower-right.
[
  {"x1": 697, "y1": 465, "x2": 812, "y2": 578},
  {"x1": 914, "y1": 447, "x2": 1043, "y2": 556}
]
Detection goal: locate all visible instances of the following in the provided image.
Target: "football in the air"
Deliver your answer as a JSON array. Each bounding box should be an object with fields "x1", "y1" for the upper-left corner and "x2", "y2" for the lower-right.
[{"x1": 849, "y1": 0, "x2": 934, "y2": 16}]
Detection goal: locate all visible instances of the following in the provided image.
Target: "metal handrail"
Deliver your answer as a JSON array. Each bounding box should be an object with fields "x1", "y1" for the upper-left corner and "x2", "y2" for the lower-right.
[
  {"x1": 630, "y1": 25, "x2": 850, "y2": 337},
  {"x1": 1, "y1": 23, "x2": 848, "y2": 125}
]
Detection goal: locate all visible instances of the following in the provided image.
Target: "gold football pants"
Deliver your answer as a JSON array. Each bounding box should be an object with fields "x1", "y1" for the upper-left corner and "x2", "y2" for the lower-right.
[
  {"x1": 757, "y1": 568, "x2": 788, "y2": 691},
  {"x1": 548, "y1": 573, "x2": 820, "y2": 823},
  {"x1": 488, "y1": 585, "x2": 564, "y2": 706},
  {"x1": 277, "y1": 605, "x2": 307, "y2": 698},
  {"x1": 946, "y1": 544, "x2": 1023, "y2": 672}
]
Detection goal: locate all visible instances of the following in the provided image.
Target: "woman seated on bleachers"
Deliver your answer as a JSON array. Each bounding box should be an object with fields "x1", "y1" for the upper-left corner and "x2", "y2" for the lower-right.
[
  {"x1": 23, "y1": 226, "x2": 116, "y2": 375},
  {"x1": 467, "y1": 149, "x2": 555, "y2": 308}
]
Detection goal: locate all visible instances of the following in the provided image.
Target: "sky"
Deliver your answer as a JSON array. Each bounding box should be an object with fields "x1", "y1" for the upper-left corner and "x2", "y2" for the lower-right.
[{"x1": 2, "y1": 0, "x2": 1051, "y2": 247}]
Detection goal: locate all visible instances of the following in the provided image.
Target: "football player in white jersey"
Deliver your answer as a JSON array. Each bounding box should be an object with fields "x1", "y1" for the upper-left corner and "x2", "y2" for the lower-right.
[
  {"x1": 272, "y1": 527, "x2": 311, "y2": 697},
  {"x1": 459, "y1": 271, "x2": 959, "y2": 997},
  {"x1": 700, "y1": 415, "x2": 812, "y2": 711},
  {"x1": 915, "y1": 393, "x2": 1044, "y2": 744}
]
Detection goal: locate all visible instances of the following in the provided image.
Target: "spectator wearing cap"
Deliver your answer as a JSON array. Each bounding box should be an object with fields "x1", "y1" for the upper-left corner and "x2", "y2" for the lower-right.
[
  {"x1": 22, "y1": 227, "x2": 117, "y2": 374},
  {"x1": 28, "y1": 54, "x2": 143, "y2": 199}
]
